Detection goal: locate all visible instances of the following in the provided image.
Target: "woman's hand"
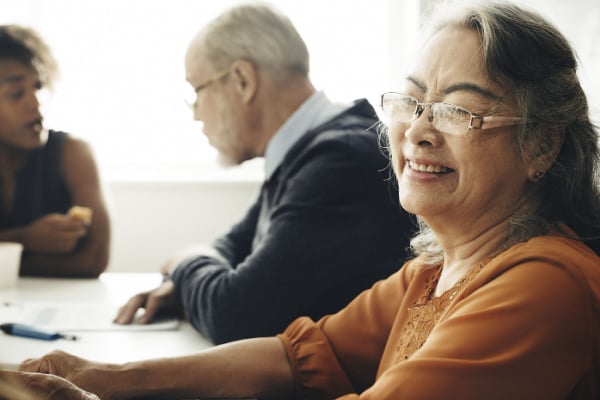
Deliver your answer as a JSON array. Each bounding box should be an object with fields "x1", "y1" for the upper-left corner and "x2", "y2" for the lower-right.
[
  {"x1": 18, "y1": 350, "x2": 111, "y2": 399},
  {"x1": 22, "y1": 214, "x2": 88, "y2": 253},
  {"x1": 1, "y1": 369, "x2": 99, "y2": 400}
]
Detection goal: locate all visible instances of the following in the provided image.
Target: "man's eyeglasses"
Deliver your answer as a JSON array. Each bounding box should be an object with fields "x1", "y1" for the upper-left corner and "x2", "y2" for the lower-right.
[
  {"x1": 186, "y1": 67, "x2": 230, "y2": 110},
  {"x1": 379, "y1": 92, "x2": 525, "y2": 135}
]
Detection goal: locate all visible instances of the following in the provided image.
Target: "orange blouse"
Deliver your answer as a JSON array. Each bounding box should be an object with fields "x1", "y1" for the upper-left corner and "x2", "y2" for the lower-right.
[{"x1": 278, "y1": 235, "x2": 600, "y2": 399}]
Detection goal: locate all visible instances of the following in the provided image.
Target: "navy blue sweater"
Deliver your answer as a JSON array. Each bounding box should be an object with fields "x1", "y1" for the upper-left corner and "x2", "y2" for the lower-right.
[{"x1": 172, "y1": 99, "x2": 415, "y2": 344}]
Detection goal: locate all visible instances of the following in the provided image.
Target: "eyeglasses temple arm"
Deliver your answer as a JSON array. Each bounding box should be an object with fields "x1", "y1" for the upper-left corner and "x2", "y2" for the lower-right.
[{"x1": 469, "y1": 116, "x2": 525, "y2": 130}]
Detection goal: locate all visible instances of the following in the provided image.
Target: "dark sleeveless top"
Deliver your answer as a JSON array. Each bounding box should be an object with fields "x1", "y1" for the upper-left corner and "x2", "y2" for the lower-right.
[{"x1": 0, "y1": 130, "x2": 72, "y2": 229}]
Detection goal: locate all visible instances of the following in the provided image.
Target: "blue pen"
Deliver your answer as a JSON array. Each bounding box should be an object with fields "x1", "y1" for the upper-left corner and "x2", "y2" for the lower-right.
[{"x1": 0, "y1": 323, "x2": 78, "y2": 341}]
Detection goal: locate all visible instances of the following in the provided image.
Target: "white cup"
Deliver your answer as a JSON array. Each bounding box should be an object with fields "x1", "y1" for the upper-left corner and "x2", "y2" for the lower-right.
[{"x1": 0, "y1": 242, "x2": 23, "y2": 289}]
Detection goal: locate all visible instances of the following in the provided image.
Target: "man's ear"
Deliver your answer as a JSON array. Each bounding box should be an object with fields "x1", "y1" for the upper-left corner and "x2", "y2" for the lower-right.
[{"x1": 230, "y1": 59, "x2": 258, "y2": 104}]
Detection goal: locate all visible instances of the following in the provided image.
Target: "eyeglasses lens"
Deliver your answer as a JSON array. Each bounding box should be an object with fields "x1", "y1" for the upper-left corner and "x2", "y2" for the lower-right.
[{"x1": 382, "y1": 94, "x2": 471, "y2": 135}]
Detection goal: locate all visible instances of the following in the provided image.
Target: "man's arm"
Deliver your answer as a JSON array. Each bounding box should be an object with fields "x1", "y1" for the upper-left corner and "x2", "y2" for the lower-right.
[
  {"x1": 173, "y1": 131, "x2": 410, "y2": 343},
  {"x1": 114, "y1": 198, "x2": 262, "y2": 325}
]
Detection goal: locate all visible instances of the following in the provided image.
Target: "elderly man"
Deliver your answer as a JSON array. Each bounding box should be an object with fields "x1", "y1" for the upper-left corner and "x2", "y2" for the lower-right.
[{"x1": 115, "y1": 3, "x2": 414, "y2": 344}]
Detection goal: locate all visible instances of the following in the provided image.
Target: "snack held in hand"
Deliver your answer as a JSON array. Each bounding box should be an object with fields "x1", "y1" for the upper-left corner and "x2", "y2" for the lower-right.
[{"x1": 68, "y1": 206, "x2": 93, "y2": 225}]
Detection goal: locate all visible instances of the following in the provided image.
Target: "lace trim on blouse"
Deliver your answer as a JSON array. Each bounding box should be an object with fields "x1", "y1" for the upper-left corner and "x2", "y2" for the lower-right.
[{"x1": 394, "y1": 261, "x2": 487, "y2": 362}]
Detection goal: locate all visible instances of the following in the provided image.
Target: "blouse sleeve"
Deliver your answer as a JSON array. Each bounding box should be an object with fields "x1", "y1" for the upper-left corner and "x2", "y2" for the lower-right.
[
  {"x1": 277, "y1": 265, "x2": 414, "y2": 400},
  {"x1": 277, "y1": 317, "x2": 354, "y2": 400}
]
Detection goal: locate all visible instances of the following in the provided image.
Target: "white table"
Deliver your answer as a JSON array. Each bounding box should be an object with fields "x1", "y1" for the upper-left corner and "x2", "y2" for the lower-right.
[{"x1": 0, "y1": 273, "x2": 213, "y2": 370}]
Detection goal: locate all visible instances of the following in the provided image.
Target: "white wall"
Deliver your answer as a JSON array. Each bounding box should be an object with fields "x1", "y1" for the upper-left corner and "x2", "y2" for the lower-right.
[{"x1": 105, "y1": 180, "x2": 261, "y2": 272}]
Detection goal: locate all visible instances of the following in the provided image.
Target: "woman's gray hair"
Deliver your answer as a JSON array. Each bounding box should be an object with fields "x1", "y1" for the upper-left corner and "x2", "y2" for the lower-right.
[
  {"x1": 407, "y1": 0, "x2": 600, "y2": 265},
  {"x1": 0, "y1": 24, "x2": 58, "y2": 89},
  {"x1": 200, "y1": 2, "x2": 309, "y2": 77}
]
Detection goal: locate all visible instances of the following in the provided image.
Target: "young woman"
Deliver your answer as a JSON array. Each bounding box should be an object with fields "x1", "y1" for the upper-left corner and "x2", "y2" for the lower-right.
[{"x1": 0, "y1": 25, "x2": 110, "y2": 277}]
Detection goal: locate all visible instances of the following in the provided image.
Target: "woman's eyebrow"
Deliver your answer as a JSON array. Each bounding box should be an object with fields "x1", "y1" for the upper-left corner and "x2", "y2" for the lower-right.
[
  {"x1": 0, "y1": 74, "x2": 25, "y2": 87},
  {"x1": 405, "y1": 76, "x2": 502, "y2": 102},
  {"x1": 443, "y1": 82, "x2": 502, "y2": 101}
]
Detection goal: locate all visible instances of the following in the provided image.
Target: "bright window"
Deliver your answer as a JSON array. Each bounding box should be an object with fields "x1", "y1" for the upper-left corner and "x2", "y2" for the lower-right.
[
  {"x1": 1, "y1": 0, "x2": 413, "y2": 181},
  {"x1": 2, "y1": 1, "x2": 597, "y2": 181}
]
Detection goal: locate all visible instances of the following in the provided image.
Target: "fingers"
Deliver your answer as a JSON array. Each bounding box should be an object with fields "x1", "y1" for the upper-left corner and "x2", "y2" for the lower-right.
[
  {"x1": 55, "y1": 218, "x2": 89, "y2": 241},
  {"x1": 114, "y1": 281, "x2": 177, "y2": 325},
  {"x1": 21, "y1": 371, "x2": 101, "y2": 400},
  {"x1": 19, "y1": 357, "x2": 49, "y2": 374},
  {"x1": 42, "y1": 214, "x2": 89, "y2": 236},
  {"x1": 139, "y1": 287, "x2": 167, "y2": 324},
  {"x1": 113, "y1": 292, "x2": 148, "y2": 324},
  {"x1": 24, "y1": 215, "x2": 90, "y2": 253},
  {"x1": 0, "y1": 371, "x2": 56, "y2": 400},
  {"x1": 53, "y1": 230, "x2": 87, "y2": 253},
  {"x1": 54, "y1": 218, "x2": 90, "y2": 250},
  {"x1": 142, "y1": 280, "x2": 177, "y2": 324},
  {"x1": 18, "y1": 350, "x2": 71, "y2": 374}
]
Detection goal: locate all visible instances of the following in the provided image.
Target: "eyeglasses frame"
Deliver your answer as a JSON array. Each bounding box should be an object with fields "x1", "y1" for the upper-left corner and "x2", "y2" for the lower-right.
[
  {"x1": 380, "y1": 92, "x2": 525, "y2": 134},
  {"x1": 187, "y1": 67, "x2": 231, "y2": 109}
]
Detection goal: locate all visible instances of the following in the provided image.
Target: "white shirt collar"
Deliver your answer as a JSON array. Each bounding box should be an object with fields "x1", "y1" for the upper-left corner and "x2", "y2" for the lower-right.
[{"x1": 264, "y1": 91, "x2": 351, "y2": 180}]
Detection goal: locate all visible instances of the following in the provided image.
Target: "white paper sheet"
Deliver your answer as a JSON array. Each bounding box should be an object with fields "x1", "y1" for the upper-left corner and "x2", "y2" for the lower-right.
[{"x1": 0, "y1": 301, "x2": 179, "y2": 332}]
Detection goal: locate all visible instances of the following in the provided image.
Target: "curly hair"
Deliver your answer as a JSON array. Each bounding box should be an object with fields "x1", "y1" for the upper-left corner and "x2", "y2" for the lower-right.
[{"x1": 0, "y1": 24, "x2": 58, "y2": 89}]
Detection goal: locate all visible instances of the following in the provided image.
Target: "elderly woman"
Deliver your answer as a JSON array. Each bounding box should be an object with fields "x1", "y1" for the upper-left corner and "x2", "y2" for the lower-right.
[
  {"x1": 18, "y1": 1, "x2": 600, "y2": 399},
  {"x1": 0, "y1": 369, "x2": 98, "y2": 400}
]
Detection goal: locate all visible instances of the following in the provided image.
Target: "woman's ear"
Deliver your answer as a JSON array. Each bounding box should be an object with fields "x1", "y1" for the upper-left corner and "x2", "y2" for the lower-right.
[
  {"x1": 527, "y1": 128, "x2": 565, "y2": 182},
  {"x1": 230, "y1": 60, "x2": 258, "y2": 104}
]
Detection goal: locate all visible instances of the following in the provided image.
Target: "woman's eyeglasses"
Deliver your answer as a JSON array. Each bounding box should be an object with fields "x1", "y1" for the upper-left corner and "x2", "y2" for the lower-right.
[{"x1": 380, "y1": 92, "x2": 525, "y2": 135}]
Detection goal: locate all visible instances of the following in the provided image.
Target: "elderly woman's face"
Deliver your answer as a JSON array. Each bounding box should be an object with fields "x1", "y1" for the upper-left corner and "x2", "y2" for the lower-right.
[{"x1": 388, "y1": 26, "x2": 532, "y2": 228}]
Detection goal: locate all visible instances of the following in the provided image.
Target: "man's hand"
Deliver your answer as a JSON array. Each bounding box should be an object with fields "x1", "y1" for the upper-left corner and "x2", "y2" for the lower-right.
[
  {"x1": 113, "y1": 280, "x2": 179, "y2": 324},
  {"x1": 22, "y1": 214, "x2": 88, "y2": 253}
]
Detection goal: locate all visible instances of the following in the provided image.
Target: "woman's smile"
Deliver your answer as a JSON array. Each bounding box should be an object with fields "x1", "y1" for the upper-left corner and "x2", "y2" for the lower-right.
[{"x1": 406, "y1": 159, "x2": 453, "y2": 174}]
